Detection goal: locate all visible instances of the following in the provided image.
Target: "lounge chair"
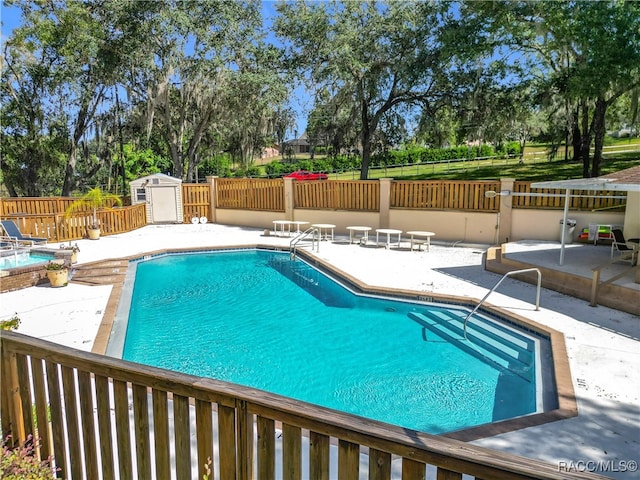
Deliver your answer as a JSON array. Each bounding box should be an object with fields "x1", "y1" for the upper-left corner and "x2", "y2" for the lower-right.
[
  {"x1": 0, "y1": 219, "x2": 48, "y2": 246},
  {"x1": 610, "y1": 229, "x2": 638, "y2": 265}
]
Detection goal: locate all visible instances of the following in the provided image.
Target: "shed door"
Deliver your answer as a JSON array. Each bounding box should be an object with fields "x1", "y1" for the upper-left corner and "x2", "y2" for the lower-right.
[{"x1": 150, "y1": 186, "x2": 179, "y2": 223}]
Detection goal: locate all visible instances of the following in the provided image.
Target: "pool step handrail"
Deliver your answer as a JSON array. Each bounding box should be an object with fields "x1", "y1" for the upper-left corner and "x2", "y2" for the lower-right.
[
  {"x1": 290, "y1": 227, "x2": 319, "y2": 258},
  {"x1": 463, "y1": 268, "x2": 541, "y2": 340}
]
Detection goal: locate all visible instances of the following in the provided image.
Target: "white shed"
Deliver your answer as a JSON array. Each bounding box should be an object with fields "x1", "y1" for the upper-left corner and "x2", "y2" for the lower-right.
[{"x1": 130, "y1": 173, "x2": 183, "y2": 224}]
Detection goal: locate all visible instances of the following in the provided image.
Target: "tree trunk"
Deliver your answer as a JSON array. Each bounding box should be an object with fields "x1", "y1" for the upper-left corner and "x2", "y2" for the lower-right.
[
  {"x1": 571, "y1": 106, "x2": 581, "y2": 163},
  {"x1": 62, "y1": 143, "x2": 79, "y2": 196},
  {"x1": 359, "y1": 96, "x2": 372, "y2": 180},
  {"x1": 579, "y1": 101, "x2": 591, "y2": 177},
  {"x1": 591, "y1": 97, "x2": 607, "y2": 178}
]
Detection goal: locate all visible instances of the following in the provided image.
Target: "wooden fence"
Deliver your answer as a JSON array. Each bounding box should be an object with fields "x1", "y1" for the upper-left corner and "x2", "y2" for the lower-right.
[
  {"x1": 182, "y1": 183, "x2": 212, "y2": 223},
  {"x1": 201, "y1": 179, "x2": 624, "y2": 213},
  {"x1": 0, "y1": 203, "x2": 146, "y2": 242},
  {"x1": 1, "y1": 180, "x2": 626, "y2": 240},
  {"x1": 0, "y1": 331, "x2": 605, "y2": 480},
  {"x1": 215, "y1": 178, "x2": 285, "y2": 211},
  {"x1": 512, "y1": 182, "x2": 627, "y2": 211},
  {"x1": 391, "y1": 180, "x2": 501, "y2": 211},
  {"x1": 295, "y1": 180, "x2": 380, "y2": 211}
]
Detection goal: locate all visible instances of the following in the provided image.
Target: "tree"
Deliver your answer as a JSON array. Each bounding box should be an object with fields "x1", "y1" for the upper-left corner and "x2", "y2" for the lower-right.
[
  {"x1": 8, "y1": 2, "x2": 126, "y2": 195},
  {"x1": 224, "y1": 45, "x2": 289, "y2": 169},
  {"x1": 466, "y1": 0, "x2": 640, "y2": 177},
  {"x1": 125, "y1": 0, "x2": 286, "y2": 181},
  {"x1": 1, "y1": 7, "x2": 67, "y2": 196},
  {"x1": 271, "y1": 106, "x2": 296, "y2": 154},
  {"x1": 2, "y1": 1, "x2": 150, "y2": 195},
  {"x1": 275, "y1": 1, "x2": 471, "y2": 179},
  {"x1": 306, "y1": 90, "x2": 358, "y2": 158}
]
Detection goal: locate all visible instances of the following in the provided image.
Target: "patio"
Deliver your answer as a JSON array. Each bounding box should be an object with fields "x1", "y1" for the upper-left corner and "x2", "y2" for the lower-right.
[{"x1": 1, "y1": 223, "x2": 638, "y2": 479}]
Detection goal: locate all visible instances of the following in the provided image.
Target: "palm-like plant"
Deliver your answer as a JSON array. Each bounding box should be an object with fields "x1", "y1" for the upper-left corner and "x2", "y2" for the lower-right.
[{"x1": 65, "y1": 187, "x2": 123, "y2": 230}]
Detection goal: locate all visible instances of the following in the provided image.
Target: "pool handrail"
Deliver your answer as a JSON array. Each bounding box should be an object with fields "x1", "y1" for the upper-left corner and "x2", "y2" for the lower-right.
[
  {"x1": 463, "y1": 268, "x2": 541, "y2": 340},
  {"x1": 290, "y1": 226, "x2": 319, "y2": 257}
]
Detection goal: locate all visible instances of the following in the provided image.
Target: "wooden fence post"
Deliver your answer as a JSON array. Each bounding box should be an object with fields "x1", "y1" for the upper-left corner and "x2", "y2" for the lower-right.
[
  {"x1": 379, "y1": 178, "x2": 392, "y2": 229},
  {"x1": 206, "y1": 176, "x2": 218, "y2": 224},
  {"x1": 284, "y1": 177, "x2": 295, "y2": 220}
]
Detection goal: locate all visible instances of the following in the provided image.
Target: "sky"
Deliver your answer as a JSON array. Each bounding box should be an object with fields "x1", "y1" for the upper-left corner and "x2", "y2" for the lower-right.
[{"x1": 0, "y1": 1, "x2": 310, "y2": 139}]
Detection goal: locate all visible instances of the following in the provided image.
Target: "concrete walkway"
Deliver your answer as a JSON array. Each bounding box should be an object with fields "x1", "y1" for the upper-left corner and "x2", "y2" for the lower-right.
[{"x1": 1, "y1": 223, "x2": 638, "y2": 478}]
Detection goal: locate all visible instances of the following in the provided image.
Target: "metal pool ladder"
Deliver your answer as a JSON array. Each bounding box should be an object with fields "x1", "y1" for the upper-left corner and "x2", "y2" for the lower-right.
[
  {"x1": 290, "y1": 227, "x2": 319, "y2": 258},
  {"x1": 462, "y1": 268, "x2": 541, "y2": 340}
]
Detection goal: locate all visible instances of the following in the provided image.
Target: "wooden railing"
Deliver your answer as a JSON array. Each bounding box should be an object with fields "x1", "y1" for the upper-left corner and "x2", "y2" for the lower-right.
[
  {"x1": 0, "y1": 331, "x2": 605, "y2": 480},
  {"x1": 512, "y1": 182, "x2": 626, "y2": 211},
  {"x1": 216, "y1": 178, "x2": 285, "y2": 211},
  {"x1": 0, "y1": 204, "x2": 147, "y2": 242},
  {"x1": 391, "y1": 180, "x2": 501, "y2": 211},
  {"x1": 294, "y1": 180, "x2": 380, "y2": 211}
]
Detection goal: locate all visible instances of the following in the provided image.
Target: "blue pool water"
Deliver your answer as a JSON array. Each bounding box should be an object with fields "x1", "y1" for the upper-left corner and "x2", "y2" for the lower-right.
[
  {"x1": 122, "y1": 250, "x2": 540, "y2": 434},
  {"x1": 0, "y1": 251, "x2": 54, "y2": 269}
]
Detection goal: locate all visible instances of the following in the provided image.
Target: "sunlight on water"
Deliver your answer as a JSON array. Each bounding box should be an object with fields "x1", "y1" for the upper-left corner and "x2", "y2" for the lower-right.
[
  {"x1": 0, "y1": 251, "x2": 53, "y2": 269},
  {"x1": 123, "y1": 250, "x2": 539, "y2": 434}
]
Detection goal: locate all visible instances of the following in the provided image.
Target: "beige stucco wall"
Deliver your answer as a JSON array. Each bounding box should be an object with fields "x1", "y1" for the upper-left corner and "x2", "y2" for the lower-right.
[
  {"x1": 215, "y1": 209, "x2": 286, "y2": 230},
  {"x1": 511, "y1": 210, "x2": 625, "y2": 242},
  {"x1": 209, "y1": 173, "x2": 631, "y2": 244},
  {"x1": 215, "y1": 207, "x2": 626, "y2": 244},
  {"x1": 389, "y1": 210, "x2": 498, "y2": 245},
  {"x1": 214, "y1": 209, "x2": 380, "y2": 233},
  {"x1": 292, "y1": 210, "x2": 381, "y2": 232}
]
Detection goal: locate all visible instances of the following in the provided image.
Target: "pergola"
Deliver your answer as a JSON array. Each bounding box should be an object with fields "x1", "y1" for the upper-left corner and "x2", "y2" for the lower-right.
[{"x1": 531, "y1": 165, "x2": 640, "y2": 265}]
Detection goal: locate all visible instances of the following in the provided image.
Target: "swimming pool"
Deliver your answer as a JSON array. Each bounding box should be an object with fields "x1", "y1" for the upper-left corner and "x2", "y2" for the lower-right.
[
  {"x1": 118, "y1": 249, "x2": 545, "y2": 434},
  {"x1": 0, "y1": 250, "x2": 54, "y2": 269}
]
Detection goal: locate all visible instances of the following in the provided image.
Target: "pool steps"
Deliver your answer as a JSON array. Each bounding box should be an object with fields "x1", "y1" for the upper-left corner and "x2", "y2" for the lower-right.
[{"x1": 408, "y1": 310, "x2": 535, "y2": 382}]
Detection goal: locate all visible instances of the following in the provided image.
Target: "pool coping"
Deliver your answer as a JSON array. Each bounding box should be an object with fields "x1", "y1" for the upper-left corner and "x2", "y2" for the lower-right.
[{"x1": 87, "y1": 243, "x2": 577, "y2": 443}]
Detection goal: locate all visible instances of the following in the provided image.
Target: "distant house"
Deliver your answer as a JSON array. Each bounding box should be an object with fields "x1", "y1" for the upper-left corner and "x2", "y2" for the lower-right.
[
  {"x1": 260, "y1": 146, "x2": 280, "y2": 159},
  {"x1": 282, "y1": 132, "x2": 310, "y2": 155}
]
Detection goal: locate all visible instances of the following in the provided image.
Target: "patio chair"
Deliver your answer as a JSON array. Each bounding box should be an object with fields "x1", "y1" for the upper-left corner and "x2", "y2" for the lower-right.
[
  {"x1": 610, "y1": 229, "x2": 638, "y2": 265},
  {"x1": 0, "y1": 219, "x2": 48, "y2": 246}
]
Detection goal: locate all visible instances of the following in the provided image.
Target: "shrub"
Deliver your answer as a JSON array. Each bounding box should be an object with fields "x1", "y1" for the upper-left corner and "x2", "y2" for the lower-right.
[
  {"x1": 264, "y1": 160, "x2": 286, "y2": 177},
  {"x1": 199, "y1": 155, "x2": 232, "y2": 178},
  {"x1": 0, "y1": 314, "x2": 20, "y2": 331},
  {"x1": 310, "y1": 159, "x2": 332, "y2": 172},
  {"x1": 245, "y1": 165, "x2": 262, "y2": 177},
  {"x1": 0, "y1": 435, "x2": 57, "y2": 479}
]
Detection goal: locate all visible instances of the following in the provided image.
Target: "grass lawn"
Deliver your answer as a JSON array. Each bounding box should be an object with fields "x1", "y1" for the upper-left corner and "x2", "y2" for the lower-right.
[
  {"x1": 253, "y1": 140, "x2": 640, "y2": 181},
  {"x1": 360, "y1": 153, "x2": 640, "y2": 182}
]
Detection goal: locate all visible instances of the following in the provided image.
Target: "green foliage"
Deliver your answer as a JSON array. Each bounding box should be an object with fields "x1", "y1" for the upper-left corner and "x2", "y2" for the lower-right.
[
  {"x1": 65, "y1": 187, "x2": 123, "y2": 228},
  {"x1": 0, "y1": 314, "x2": 21, "y2": 331},
  {"x1": 501, "y1": 142, "x2": 522, "y2": 157},
  {"x1": 199, "y1": 155, "x2": 232, "y2": 178},
  {"x1": 0, "y1": 435, "x2": 57, "y2": 479},
  {"x1": 202, "y1": 457, "x2": 213, "y2": 480},
  {"x1": 296, "y1": 160, "x2": 314, "y2": 172},
  {"x1": 232, "y1": 165, "x2": 262, "y2": 178},
  {"x1": 3, "y1": 0, "x2": 638, "y2": 191},
  {"x1": 264, "y1": 160, "x2": 286, "y2": 177},
  {"x1": 43, "y1": 261, "x2": 66, "y2": 271},
  {"x1": 275, "y1": 0, "x2": 465, "y2": 179},
  {"x1": 123, "y1": 145, "x2": 171, "y2": 181},
  {"x1": 369, "y1": 145, "x2": 498, "y2": 167}
]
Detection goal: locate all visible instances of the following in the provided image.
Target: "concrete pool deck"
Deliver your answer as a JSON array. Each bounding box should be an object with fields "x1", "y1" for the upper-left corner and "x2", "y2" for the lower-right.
[{"x1": 1, "y1": 223, "x2": 638, "y2": 478}]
